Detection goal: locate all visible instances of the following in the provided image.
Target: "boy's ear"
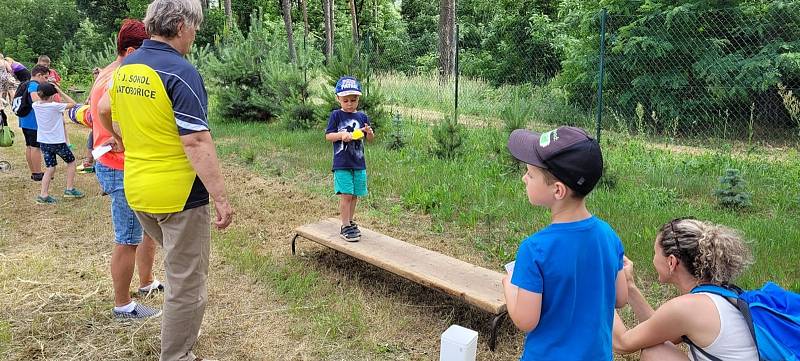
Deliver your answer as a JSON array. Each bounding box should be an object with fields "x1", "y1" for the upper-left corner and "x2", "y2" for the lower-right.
[
  {"x1": 553, "y1": 181, "x2": 569, "y2": 200},
  {"x1": 124, "y1": 47, "x2": 136, "y2": 56}
]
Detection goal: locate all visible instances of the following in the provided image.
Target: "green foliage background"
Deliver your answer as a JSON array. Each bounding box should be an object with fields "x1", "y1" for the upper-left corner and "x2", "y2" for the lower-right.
[{"x1": 0, "y1": 0, "x2": 798, "y2": 135}]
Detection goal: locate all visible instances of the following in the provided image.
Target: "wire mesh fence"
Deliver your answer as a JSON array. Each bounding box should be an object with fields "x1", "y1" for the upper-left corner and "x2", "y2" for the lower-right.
[
  {"x1": 601, "y1": 6, "x2": 800, "y2": 146},
  {"x1": 359, "y1": 3, "x2": 800, "y2": 147}
]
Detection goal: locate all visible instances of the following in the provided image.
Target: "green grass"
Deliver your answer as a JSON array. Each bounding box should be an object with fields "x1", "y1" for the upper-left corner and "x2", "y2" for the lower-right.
[
  {"x1": 0, "y1": 319, "x2": 10, "y2": 354},
  {"x1": 213, "y1": 117, "x2": 800, "y2": 293},
  {"x1": 376, "y1": 72, "x2": 593, "y2": 128}
]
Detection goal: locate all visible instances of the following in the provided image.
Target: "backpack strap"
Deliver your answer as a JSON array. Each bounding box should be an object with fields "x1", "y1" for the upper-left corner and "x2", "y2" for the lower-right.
[
  {"x1": 682, "y1": 335, "x2": 724, "y2": 361},
  {"x1": 688, "y1": 283, "x2": 762, "y2": 360},
  {"x1": 690, "y1": 284, "x2": 740, "y2": 299}
]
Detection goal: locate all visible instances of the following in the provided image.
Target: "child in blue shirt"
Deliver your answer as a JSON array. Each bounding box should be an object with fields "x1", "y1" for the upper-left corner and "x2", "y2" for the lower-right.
[
  {"x1": 325, "y1": 76, "x2": 374, "y2": 242},
  {"x1": 503, "y1": 126, "x2": 628, "y2": 361}
]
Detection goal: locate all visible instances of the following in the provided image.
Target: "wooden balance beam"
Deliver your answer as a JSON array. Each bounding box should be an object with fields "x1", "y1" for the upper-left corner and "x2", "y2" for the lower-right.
[{"x1": 291, "y1": 218, "x2": 508, "y2": 351}]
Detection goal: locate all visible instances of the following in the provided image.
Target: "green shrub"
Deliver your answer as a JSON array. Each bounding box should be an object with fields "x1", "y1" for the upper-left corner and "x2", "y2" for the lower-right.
[
  {"x1": 187, "y1": 43, "x2": 217, "y2": 76},
  {"x1": 57, "y1": 29, "x2": 117, "y2": 90},
  {"x1": 431, "y1": 116, "x2": 465, "y2": 160},
  {"x1": 500, "y1": 95, "x2": 533, "y2": 134},
  {"x1": 241, "y1": 148, "x2": 257, "y2": 164},
  {"x1": 485, "y1": 127, "x2": 521, "y2": 173},
  {"x1": 281, "y1": 102, "x2": 318, "y2": 130},
  {"x1": 598, "y1": 165, "x2": 618, "y2": 190},
  {"x1": 274, "y1": 47, "x2": 321, "y2": 130},
  {"x1": 385, "y1": 111, "x2": 406, "y2": 150},
  {"x1": 3, "y1": 34, "x2": 36, "y2": 67},
  {"x1": 714, "y1": 168, "x2": 752, "y2": 209},
  {"x1": 205, "y1": 19, "x2": 278, "y2": 121},
  {"x1": 205, "y1": 13, "x2": 316, "y2": 123},
  {"x1": 196, "y1": 8, "x2": 227, "y2": 48}
]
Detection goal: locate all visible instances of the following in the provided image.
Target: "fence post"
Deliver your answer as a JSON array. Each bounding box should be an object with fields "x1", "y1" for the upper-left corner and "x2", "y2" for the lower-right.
[
  {"x1": 595, "y1": 8, "x2": 608, "y2": 142},
  {"x1": 454, "y1": 22, "x2": 460, "y2": 123},
  {"x1": 365, "y1": 31, "x2": 371, "y2": 98},
  {"x1": 303, "y1": 13, "x2": 308, "y2": 103}
]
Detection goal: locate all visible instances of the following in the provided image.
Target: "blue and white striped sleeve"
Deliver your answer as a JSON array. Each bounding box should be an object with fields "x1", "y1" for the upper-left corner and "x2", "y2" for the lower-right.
[{"x1": 166, "y1": 68, "x2": 209, "y2": 136}]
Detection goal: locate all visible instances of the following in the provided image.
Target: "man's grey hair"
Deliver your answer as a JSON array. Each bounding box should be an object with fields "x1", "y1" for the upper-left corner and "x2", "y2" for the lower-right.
[{"x1": 144, "y1": 0, "x2": 204, "y2": 38}]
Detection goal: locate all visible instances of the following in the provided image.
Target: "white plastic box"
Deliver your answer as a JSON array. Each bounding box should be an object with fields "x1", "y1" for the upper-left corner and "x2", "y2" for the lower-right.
[{"x1": 440, "y1": 324, "x2": 479, "y2": 361}]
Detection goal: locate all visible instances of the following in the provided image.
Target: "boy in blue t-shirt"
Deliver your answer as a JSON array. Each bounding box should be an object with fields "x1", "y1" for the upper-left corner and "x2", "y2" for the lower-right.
[
  {"x1": 503, "y1": 126, "x2": 628, "y2": 361},
  {"x1": 18, "y1": 65, "x2": 51, "y2": 181},
  {"x1": 325, "y1": 76, "x2": 374, "y2": 242}
]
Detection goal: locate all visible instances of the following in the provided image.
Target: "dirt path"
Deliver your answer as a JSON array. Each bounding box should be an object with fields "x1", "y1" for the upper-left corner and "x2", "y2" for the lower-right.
[{"x1": 0, "y1": 123, "x2": 527, "y2": 360}]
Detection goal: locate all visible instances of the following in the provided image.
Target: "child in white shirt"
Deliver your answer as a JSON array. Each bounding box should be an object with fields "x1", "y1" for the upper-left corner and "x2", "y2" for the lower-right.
[{"x1": 33, "y1": 82, "x2": 84, "y2": 204}]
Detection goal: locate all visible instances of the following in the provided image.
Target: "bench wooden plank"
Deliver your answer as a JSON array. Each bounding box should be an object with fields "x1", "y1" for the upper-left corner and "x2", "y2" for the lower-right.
[{"x1": 295, "y1": 218, "x2": 506, "y2": 314}]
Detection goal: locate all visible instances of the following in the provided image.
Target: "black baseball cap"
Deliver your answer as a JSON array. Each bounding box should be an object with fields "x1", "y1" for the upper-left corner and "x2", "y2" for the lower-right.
[
  {"x1": 37, "y1": 82, "x2": 57, "y2": 97},
  {"x1": 507, "y1": 126, "x2": 603, "y2": 196}
]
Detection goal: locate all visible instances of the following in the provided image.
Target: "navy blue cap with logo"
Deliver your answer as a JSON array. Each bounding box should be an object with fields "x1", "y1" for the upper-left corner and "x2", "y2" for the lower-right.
[
  {"x1": 507, "y1": 126, "x2": 604, "y2": 196},
  {"x1": 335, "y1": 76, "x2": 362, "y2": 96}
]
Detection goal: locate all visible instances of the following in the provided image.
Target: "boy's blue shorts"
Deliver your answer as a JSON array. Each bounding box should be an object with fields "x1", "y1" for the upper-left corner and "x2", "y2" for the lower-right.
[{"x1": 334, "y1": 169, "x2": 368, "y2": 197}]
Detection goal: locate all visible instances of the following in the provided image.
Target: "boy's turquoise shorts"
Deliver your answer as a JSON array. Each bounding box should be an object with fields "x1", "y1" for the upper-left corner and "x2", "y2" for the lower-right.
[{"x1": 334, "y1": 169, "x2": 368, "y2": 197}]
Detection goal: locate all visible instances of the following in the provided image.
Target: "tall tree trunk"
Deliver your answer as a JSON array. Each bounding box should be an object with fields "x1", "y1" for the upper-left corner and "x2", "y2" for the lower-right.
[
  {"x1": 438, "y1": 0, "x2": 455, "y2": 84},
  {"x1": 323, "y1": 0, "x2": 334, "y2": 64},
  {"x1": 200, "y1": 0, "x2": 208, "y2": 10},
  {"x1": 301, "y1": 0, "x2": 309, "y2": 39},
  {"x1": 281, "y1": 0, "x2": 298, "y2": 64},
  {"x1": 348, "y1": 0, "x2": 360, "y2": 48},
  {"x1": 224, "y1": 0, "x2": 233, "y2": 28}
]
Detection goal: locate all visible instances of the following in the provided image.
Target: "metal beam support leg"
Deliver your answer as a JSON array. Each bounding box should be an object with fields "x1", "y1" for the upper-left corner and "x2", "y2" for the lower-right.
[
  {"x1": 291, "y1": 234, "x2": 300, "y2": 255},
  {"x1": 489, "y1": 312, "x2": 507, "y2": 351}
]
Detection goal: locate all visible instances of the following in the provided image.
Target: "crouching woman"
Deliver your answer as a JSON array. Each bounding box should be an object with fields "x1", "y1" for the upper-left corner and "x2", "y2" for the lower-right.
[{"x1": 613, "y1": 218, "x2": 758, "y2": 361}]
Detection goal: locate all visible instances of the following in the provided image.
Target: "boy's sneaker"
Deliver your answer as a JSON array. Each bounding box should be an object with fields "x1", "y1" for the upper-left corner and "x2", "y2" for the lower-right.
[
  {"x1": 349, "y1": 221, "x2": 362, "y2": 238},
  {"x1": 340, "y1": 225, "x2": 360, "y2": 242},
  {"x1": 113, "y1": 303, "x2": 162, "y2": 320},
  {"x1": 36, "y1": 195, "x2": 57, "y2": 204},
  {"x1": 63, "y1": 188, "x2": 85, "y2": 198},
  {"x1": 138, "y1": 280, "x2": 165, "y2": 298}
]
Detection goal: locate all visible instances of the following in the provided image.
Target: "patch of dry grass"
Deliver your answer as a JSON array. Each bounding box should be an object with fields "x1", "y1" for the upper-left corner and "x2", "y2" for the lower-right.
[{"x1": 0, "y1": 124, "x2": 298, "y2": 360}]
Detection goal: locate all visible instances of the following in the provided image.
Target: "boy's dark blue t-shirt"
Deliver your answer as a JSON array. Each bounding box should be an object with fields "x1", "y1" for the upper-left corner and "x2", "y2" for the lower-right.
[
  {"x1": 510, "y1": 216, "x2": 624, "y2": 361},
  {"x1": 325, "y1": 109, "x2": 371, "y2": 171}
]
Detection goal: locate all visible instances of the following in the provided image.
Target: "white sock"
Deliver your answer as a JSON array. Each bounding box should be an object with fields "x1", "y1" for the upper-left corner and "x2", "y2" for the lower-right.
[
  {"x1": 114, "y1": 301, "x2": 136, "y2": 313},
  {"x1": 139, "y1": 279, "x2": 161, "y2": 291}
]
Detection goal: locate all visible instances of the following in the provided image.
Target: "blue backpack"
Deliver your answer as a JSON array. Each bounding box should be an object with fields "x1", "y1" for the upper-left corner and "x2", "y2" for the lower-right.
[{"x1": 683, "y1": 282, "x2": 800, "y2": 361}]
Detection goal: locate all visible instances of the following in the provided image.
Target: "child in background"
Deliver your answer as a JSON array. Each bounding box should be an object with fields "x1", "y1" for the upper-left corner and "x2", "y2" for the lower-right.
[
  {"x1": 324, "y1": 76, "x2": 374, "y2": 241},
  {"x1": 37, "y1": 56, "x2": 61, "y2": 103},
  {"x1": 6, "y1": 57, "x2": 30, "y2": 82},
  {"x1": 503, "y1": 126, "x2": 627, "y2": 360},
  {"x1": 32, "y1": 82, "x2": 84, "y2": 203},
  {"x1": 37, "y1": 55, "x2": 62, "y2": 85}
]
